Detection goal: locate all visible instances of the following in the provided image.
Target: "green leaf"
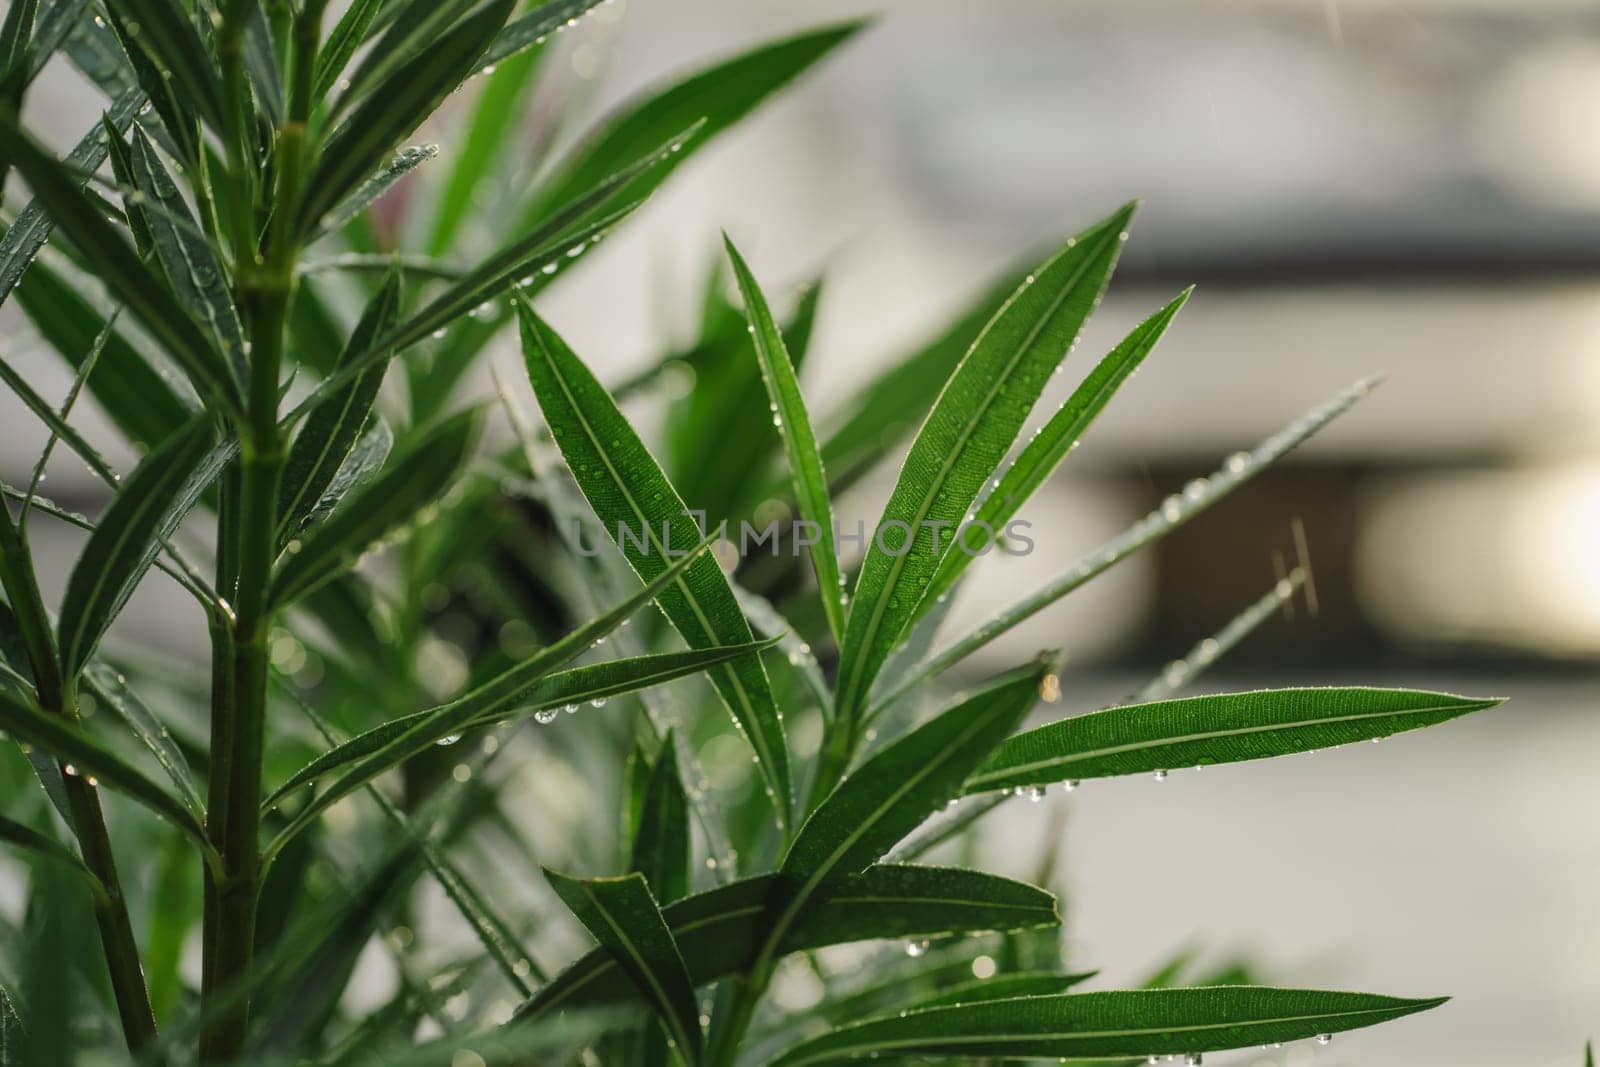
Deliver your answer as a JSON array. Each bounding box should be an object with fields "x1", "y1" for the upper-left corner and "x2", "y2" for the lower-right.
[
  {"x1": 474, "y1": 0, "x2": 603, "y2": 74},
  {"x1": 522, "y1": 865, "x2": 1057, "y2": 1018},
  {"x1": 0, "y1": 90, "x2": 141, "y2": 310},
  {"x1": 309, "y1": 143, "x2": 439, "y2": 242},
  {"x1": 0, "y1": 814, "x2": 105, "y2": 901},
  {"x1": 335, "y1": 0, "x2": 479, "y2": 109},
  {"x1": 0, "y1": 113, "x2": 239, "y2": 415},
  {"x1": 312, "y1": 0, "x2": 389, "y2": 101},
  {"x1": 57, "y1": 416, "x2": 224, "y2": 679},
  {"x1": 630, "y1": 729, "x2": 691, "y2": 904},
  {"x1": 266, "y1": 641, "x2": 774, "y2": 806},
  {"x1": 427, "y1": 35, "x2": 545, "y2": 255},
  {"x1": 99, "y1": 114, "x2": 154, "y2": 257},
  {"x1": 769, "y1": 987, "x2": 1445, "y2": 1065},
  {"x1": 966, "y1": 688, "x2": 1502, "y2": 794},
  {"x1": 14, "y1": 254, "x2": 193, "y2": 450},
  {"x1": 268, "y1": 408, "x2": 482, "y2": 611},
  {"x1": 81, "y1": 662, "x2": 203, "y2": 819},
  {"x1": 0, "y1": 688, "x2": 212, "y2": 852},
  {"x1": 834, "y1": 205, "x2": 1133, "y2": 724},
  {"x1": 544, "y1": 869, "x2": 704, "y2": 1066},
  {"x1": 818, "y1": 269, "x2": 1019, "y2": 495},
  {"x1": 908, "y1": 970, "x2": 1098, "y2": 1010},
  {"x1": 277, "y1": 272, "x2": 402, "y2": 548},
  {"x1": 776, "y1": 658, "x2": 1051, "y2": 928},
  {"x1": 917, "y1": 288, "x2": 1190, "y2": 617},
  {"x1": 127, "y1": 122, "x2": 245, "y2": 375},
  {"x1": 523, "y1": 21, "x2": 864, "y2": 222},
  {"x1": 0, "y1": 983, "x2": 20, "y2": 1066},
  {"x1": 242, "y1": 3, "x2": 283, "y2": 123},
  {"x1": 519, "y1": 303, "x2": 793, "y2": 824},
  {"x1": 102, "y1": 0, "x2": 224, "y2": 132},
  {"x1": 876, "y1": 377, "x2": 1379, "y2": 711},
  {"x1": 0, "y1": 0, "x2": 38, "y2": 79},
  {"x1": 724, "y1": 235, "x2": 845, "y2": 645},
  {"x1": 393, "y1": 121, "x2": 698, "y2": 349},
  {"x1": 263, "y1": 545, "x2": 725, "y2": 849},
  {"x1": 296, "y1": 0, "x2": 514, "y2": 238}
]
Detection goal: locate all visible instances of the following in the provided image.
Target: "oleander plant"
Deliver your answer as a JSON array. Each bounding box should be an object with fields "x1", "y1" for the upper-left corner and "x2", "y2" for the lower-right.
[{"x1": 0, "y1": 1, "x2": 1514, "y2": 1064}]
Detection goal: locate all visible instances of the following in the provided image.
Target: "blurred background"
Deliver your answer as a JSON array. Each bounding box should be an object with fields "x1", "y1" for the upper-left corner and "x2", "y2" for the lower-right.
[{"x1": 6, "y1": 0, "x2": 1598, "y2": 1063}]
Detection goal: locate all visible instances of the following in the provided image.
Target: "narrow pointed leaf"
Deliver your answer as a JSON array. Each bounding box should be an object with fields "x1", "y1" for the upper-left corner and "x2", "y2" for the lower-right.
[
  {"x1": 0, "y1": 114, "x2": 239, "y2": 414},
  {"x1": 775, "y1": 658, "x2": 1050, "y2": 930},
  {"x1": 312, "y1": 0, "x2": 389, "y2": 100},
  {"x1": 395, "y1": 121, "x2": 699, "y2": 349},
  {"x1": 0, "y1": 815, "x2": 105, "y2": 900},
  {"x1": 879, "y1": 377, "x2": 1379, "y2": 710},
  {"x1": 336, "y1": 0, "x2": 480, "y2": 108},
  {"x1": 767, "y1": 986, "x2": 1447, "y2": 1065},
  {"x1": 127, "y1": 123, "x2": 245, "y2": 373},
  {"x1": 268, "y1": 408, "x2": 482, "y2": 610},
  {"x1": 475, "y1": 0, "x2": 603, "y2": 73},
  {"x1": 630, "y1": 730, "x2": 691, "y2": 904},
  {"x1": 264, "y1": 546, "x2": 722, "y2": 845},
  {"x1": 909, "y1": 971, "x2": 1099, "y2": 1010},
  {"x1": 14, "y1": 255, "x2": 193, "y2": 449},
  {"x1": 967, "y1": 688, "x2": 1501, "y2": 794},
  {"x1": 725, "y1": 236, "x2": 845, "y2": 644},
  {"x1": 266, "y1": 641, "x2": 774, "y2": 806},
  {"x1": 835, "y1": 205, "x2": 1133, "y2": 723},
  {"x1": 522, "y1": 865, "x2": 1057, "y2": 1018},
  {"x1": 544, "y1": 870, "x2": 704, "y2": 1066},
  {"x1": 103, "y1": 0, "x2": 224, "y2": 130},
  {"x1": 310, "y1": 143, "x2": 439, "y2": 241},
  {"x1": 57, "y1": 416, "x2": 224, "y2": 679},
  {"x1": 917, "y1": 288, "x2": 1190, "y2": 617},
  {"x1": 301, "y1": 417, "x2": 394, "y2": 533},
  {"x1": 0, "y1": 90, "x2": 141, "y2": 310},
  {"x1": 296, "y1": 0, "x2": 514, "y2": 237},
  {"x1": 524, "y1": 21, "x2": 864, "y2": 222},
  {"x1": 243, "y1": 3, "x2": 283, "y2": 122},
  {"x1": 520, "y1": 304, "x2": 793, "y2": 821},
  {"x1": 100, "y1": 115, "x2": 153, "y2": 257},
  {"x1": 0, "y1": 688, "x2": 211, "y2": 850},
  {"x1": 81, "y1": 662, "x2": 203, "y2": 818},
  {"x1": 428, "y1": 38, "x2": 545, "y2": 254},
  {"x1": 278, "y1": 273, "x2": 402, "y2": 548}
]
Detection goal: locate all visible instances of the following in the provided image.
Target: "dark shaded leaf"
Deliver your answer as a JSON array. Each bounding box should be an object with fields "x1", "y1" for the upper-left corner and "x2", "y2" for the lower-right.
[
  {"x1": 545, "y1": 869, "x2": 704, "y2": 1065},
  {"x1": 296, "y1": 0, "x2": 514, "y2": 237},
  {"x1": 57, "y1": 416, "x2": 224, "y2": 678},
  {"x1": 630, "y1": 729, "x2": 691, "y2": 904},
  {"x1": 0, "y1": 688, "x2": 211, "y2": 851},
  {"x1": 522, "y1": 865, "x2": 1057, "y2": 1018},
  {"x1": 268, "y1": 408, "x2": 482, "y2": 610},
  {"x1": 277, "y1": 272, "x2": 401, "y2": 548},
  {"x1": 0, "y1": 113, "x2": 239, "y2": 414}
]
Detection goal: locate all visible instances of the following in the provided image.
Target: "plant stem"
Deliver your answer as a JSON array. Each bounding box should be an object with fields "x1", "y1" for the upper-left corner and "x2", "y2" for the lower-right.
[
  {"x1": 0, "y1": 508, "x2": 157, "y2": 1051},
  {"x1": 200, "y1": 6, "x2": 313, "y2": 1051}
]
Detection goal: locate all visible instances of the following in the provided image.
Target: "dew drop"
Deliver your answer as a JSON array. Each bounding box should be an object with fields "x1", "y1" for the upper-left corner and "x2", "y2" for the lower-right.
[
  {"x1": 1152, "y1": 769, "x2": 1168, "y2": 782},
  {"x1": 435, "y1": 734, "x2": 461, "y2": 747},
  {"x1": 534, "y1": 708, "x2": 558, "y2": 724},
  {"x1": 905, "y1": 939, "x2": 929, "y2": 958}
]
